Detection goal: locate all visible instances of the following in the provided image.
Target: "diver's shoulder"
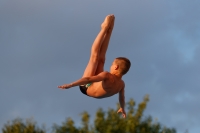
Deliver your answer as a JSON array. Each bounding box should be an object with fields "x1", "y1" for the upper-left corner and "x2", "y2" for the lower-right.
[{"x1": 121, "y1": 79, "x2": 125, "y2": 86}]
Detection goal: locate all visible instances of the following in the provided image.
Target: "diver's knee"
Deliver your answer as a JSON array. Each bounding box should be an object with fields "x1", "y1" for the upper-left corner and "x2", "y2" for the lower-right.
[
  {"x1": 90, "y1": 54, "x2": 99, "y2": 63},
  {"x1": 98, "y1": 57, "x2": 105, "y2": 64}
]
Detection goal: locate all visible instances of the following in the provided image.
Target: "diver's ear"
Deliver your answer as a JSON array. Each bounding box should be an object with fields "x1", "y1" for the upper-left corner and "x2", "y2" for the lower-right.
[{"x1": 114, "y1": 65, "x2": 119, "y2": 70}]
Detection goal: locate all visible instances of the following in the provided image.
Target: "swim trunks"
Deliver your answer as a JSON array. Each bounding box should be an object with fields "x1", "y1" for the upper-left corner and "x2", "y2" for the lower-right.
[{"x1": 79, "y1": 83, "x2": 92, "y2": 95}]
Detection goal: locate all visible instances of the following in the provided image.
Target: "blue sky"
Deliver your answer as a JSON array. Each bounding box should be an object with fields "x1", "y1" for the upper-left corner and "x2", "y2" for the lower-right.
[{"x1": 0, "y1": 0, "x2": 200, "y2": 133}]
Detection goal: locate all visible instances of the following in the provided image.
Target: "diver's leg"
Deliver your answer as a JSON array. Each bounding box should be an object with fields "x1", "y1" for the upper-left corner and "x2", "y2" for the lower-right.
[
  {"x1": 95, "y1": 16, "x2": 115, "y2": 75},
  {"x1": 82, "y1": 15, "x2": 114, "y2": 77}
]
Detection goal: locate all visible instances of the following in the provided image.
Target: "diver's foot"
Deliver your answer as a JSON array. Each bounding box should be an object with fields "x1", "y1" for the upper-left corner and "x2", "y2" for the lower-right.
[
  {"x1": 101, "y1": 14, "x2": 114, "y2": 30},
  {"x1": 107, "y1": 15, "x2": 115, "y2": 33}
]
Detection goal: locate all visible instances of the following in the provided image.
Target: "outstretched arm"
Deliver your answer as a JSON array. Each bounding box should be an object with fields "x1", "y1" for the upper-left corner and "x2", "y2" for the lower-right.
[
  {"x1": 117, "y1": 85, "x2": 126, "y2": 118},
  {"x1": 58, "y1": 72, "x2": 109, "y2": 89}
]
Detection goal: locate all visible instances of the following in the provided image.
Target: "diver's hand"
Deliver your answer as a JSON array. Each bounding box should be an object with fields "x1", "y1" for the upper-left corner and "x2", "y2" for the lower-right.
[
  {"x1": 117, "y1": 108, "x2": 126, "y2": 118},
  {"x1": 58, "y1": 84, "x2": 72, "y2": 89}
]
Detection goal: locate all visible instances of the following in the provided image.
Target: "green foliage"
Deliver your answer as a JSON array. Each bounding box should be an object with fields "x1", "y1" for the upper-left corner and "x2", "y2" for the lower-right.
[
  {"x1": 2, "y1": 95, "x2": 176, "y2": 133},
  {"x1": 91, "y1": 95, "x2": 175, "y2": 133},
  {"x1": 53, "y1": 118, "x2": 78, "y2": 133},
  {"x1": 2, "y1": 118, "x2": 45, "y2": 133}
]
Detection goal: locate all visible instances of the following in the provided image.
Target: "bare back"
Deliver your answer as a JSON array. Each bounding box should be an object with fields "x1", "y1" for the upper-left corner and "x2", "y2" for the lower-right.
[{"x1": 86, "y1": 72, "x2": 124, "y2": 98}]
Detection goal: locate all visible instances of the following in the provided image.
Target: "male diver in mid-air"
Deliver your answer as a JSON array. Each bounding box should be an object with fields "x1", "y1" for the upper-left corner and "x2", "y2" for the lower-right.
[{"x1": 58, "y1": 15, "x2": 131, "y2": 118}]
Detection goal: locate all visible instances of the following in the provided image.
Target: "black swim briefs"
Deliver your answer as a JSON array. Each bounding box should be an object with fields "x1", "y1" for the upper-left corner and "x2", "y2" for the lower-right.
[{"x1": 79, "y1": 85, "x2": 88, "y2": 95}]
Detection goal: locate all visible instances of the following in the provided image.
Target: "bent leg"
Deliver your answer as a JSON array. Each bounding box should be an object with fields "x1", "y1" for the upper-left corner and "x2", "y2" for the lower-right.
[
  {"x1": 95, "y1": 16, "x2": 115, "y2": 75},
  {"x1": 82, "y1": 15, "x2": 114, "y2": 77}
]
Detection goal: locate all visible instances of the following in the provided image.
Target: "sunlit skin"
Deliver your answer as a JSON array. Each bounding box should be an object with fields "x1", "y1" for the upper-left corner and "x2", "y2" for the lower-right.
[{"x1": 58, "y1": 15, "x2": 126, "y2": 118}]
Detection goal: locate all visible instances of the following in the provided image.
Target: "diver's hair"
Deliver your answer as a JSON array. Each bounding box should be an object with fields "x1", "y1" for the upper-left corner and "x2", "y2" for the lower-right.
[{"x1": 115, "y1": 57, "x2": 131, "y2": 75}]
